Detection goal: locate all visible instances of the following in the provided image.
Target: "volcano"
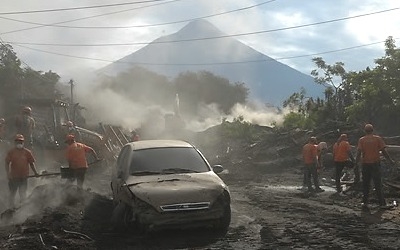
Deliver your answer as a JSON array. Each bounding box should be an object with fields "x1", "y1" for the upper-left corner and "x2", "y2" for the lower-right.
[{"x1": 98, "y1": 19, "x2": 323, "y2": 105}]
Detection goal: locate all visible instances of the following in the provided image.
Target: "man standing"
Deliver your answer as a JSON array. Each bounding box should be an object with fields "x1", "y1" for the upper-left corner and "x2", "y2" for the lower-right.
[
  {"x1": 317, "y1": 141, "x2": 328, "y2": 171},
  {"x1": 302, "y1": 136, "x2": 324, "y2": 193},
  {"x1": 356, "y1": 124, "x2": 394, "y2": 209},
  {"x1": 15, "y1": 106, "x2": 35, "y2": 149},
  {"x1": 65, "y1": 134, "x2": 99, "y2": 188},
  {"x1": 5, "y1": 134, "x2": 39, "y2": 207},
  {"x1": 333, "y1": 134, "x2": 355, "y2": 193}
]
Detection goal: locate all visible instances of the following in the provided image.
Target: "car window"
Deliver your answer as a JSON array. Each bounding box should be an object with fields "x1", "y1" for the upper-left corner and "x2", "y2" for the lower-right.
[
  {"x1": 129, "y1": 147, "x2": 210, "y2": 174},
  {"x1": 117, "y1": 146, "x2": 132, "y2": 177}
]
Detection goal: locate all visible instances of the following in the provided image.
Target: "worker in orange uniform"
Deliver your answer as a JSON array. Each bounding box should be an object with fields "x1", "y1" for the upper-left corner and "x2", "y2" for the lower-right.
[
  {"x1": 65, "y1": 134, "x2": 99, "y2": 188},
  {"x1": 356, "y1": 124, "x2": 395, "y2": 209},
  {"x1": 15, "y1": 106, "x2": 35, "y2": 149},
  {"x1": 5, "y1": 134, "x2": 39, "y2": 207},
  {"x1": 302, "y1": 136, "x2": 324, "y2": 193},
  {"x1": 333, "y1": 134, "x2": 355, "y2": 194}
]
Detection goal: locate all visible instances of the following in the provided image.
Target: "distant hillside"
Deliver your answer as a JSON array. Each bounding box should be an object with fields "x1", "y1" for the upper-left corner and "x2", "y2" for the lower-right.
[{"x1": 98, "y1": 19, "x2": 324, "y2": 106}]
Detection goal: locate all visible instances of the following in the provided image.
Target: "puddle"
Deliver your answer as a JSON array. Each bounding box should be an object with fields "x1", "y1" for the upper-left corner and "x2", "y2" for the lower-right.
[{"x1": 255, "y1": 185, "x2": 336, "y2": 192}]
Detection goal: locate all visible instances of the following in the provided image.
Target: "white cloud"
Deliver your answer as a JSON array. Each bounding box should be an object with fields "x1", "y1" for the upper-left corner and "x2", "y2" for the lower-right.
[{"x1": 0, "y1": 0, "x2": 398, "y2": 80}]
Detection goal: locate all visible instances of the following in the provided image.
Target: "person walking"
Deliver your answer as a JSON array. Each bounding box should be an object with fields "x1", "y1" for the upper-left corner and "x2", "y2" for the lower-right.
[
  {"x1": 355, "y1": 124, "x2": 394, "y2": 209},
  {"x1": 302, "y1": 136, "x2": 324, "y2": 193},
  {"x1": 333, "y1": 134, "x2": 355, "y2": 193},
  {"x1": 15, "y1": 106, "x2": 35, "y2": 149},
  {"x1": 65, "y1": 134, "x2": 100, "y2": 188},
  {"x1": 4, "y1": 134, "x2": 39, "y2": 207}
]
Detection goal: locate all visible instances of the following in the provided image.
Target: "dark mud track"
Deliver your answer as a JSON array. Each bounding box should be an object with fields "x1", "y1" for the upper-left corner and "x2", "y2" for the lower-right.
[{"x1": 0, "y1": 165, "x2": 400, "y2": 250}]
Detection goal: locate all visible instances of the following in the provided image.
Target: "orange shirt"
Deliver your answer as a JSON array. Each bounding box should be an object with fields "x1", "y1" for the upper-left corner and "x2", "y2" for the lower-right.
[
  {"x1": 333, "y1": 141, "x2": 352, "y2": 162},
  {"x1": 5, "y1": 148, "x2": 35, "y2": 178},
  {"x1": 303, "y1": 143, "x2": 318, "y2": 165},
  {"x1": 65, "y1": 142, "x2": 92, "y2": 169},
  {"x1": 357, "y1": 134, "x2": 385, "y2": 164}
]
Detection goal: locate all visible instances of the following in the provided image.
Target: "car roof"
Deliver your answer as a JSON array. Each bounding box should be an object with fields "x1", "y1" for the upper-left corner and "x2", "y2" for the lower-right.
[{"x1": 128, "y1": 139, "x2": 193, "y2": 150}]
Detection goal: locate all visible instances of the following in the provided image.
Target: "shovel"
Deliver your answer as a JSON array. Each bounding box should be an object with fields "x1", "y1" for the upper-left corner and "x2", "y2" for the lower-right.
[{"x1": 28, "y1": 170, "x2": 61, "y2": 178}]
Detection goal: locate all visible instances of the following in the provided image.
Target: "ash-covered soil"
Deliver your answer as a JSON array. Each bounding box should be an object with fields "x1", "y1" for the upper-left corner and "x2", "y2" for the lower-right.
[{"x1": 1, "y1": 134, "x2": 400, "y2": 249}]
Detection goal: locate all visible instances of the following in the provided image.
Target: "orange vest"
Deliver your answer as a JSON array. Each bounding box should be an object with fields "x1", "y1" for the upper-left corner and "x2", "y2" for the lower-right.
[{"x1": 303, "y1": 143, "x2": 317, "y2": 165}]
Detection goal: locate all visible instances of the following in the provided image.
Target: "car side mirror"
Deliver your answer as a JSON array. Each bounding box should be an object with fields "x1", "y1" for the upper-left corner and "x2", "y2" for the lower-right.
[{"x1": 212, "y1": 165, "x2": 224, "y2": 174}]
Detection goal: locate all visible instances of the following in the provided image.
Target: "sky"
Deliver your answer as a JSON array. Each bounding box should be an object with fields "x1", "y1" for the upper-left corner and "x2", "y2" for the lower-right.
[
  {"x1": 1, "y1": 0, "x2": 399, "y2": 82},
  {"x1": 1, "y1": 0, "x2": 400, "y2": 130}
]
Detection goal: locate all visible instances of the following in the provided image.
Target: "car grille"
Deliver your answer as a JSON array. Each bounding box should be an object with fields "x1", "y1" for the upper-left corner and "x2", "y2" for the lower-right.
[{"x1": 160, "y1": 202, "x2": 211, "y2": 212}]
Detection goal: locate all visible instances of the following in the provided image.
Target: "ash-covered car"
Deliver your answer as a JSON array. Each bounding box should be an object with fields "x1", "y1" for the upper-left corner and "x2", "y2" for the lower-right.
[{"x1": 110, "y1": 140, "x2": 231, "y2": 232}]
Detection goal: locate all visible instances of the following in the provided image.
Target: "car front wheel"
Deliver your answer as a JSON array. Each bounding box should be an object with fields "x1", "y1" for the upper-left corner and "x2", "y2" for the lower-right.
[
  {"x1": 110, "y1": 202, "x2": 133, "y2": 229},
  {"x1": 216, "y1": 203, "x2": 231, "y2": 233}
]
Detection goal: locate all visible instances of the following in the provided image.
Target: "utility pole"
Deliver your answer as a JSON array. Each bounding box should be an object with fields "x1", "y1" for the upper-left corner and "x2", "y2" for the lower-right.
[
  {"x1": 68, "y1": 79, "x2": 74, "y2": 121},
  {"x1": 69, "y1": 79, "x2": 74, "y2": 105}
]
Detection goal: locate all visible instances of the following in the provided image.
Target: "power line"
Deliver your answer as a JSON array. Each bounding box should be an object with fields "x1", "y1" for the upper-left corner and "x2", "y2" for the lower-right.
[
  {"x1": 0, "y1": 0, "x2": 183, "y2": 35},
  {"x1": 0, "y1": 0, "x2": 175, "y2": 15},
  {"x1": 4, "y1": 6, "x2": 399, "y2": 47},
  {"x1": 0, "y1": 38, "x2": 56, "y2": 84},
  {"x1": 0, "y1": 0, "x2": 275, "y2": 29},
  {"x1": 10, "y1": 38, "x2": 390, "y2": 66}
]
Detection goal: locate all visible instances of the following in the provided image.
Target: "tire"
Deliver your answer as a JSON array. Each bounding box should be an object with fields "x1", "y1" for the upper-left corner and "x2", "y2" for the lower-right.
[
  {"x1": 216, "y1": 203, "x2": 231, "y2": 233},
  {"x1": 110, "y1": 202, "x2": 134, "y2": 230},
  {"x1": 213, "y1": 191, "x2": 231, "y2": 235},
  {"x1": 83, "y1": 194, "x2": 114, "y2": 226}
]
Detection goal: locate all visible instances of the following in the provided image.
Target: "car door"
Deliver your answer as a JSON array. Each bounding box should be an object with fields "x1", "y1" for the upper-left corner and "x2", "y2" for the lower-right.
[{"x1": 112, "y1": 145, "x2": 131, "y2": 201}]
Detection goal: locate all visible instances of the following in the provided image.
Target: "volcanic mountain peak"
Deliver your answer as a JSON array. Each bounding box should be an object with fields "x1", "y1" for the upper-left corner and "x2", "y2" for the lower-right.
[{"x1": 98, "y1": 19, "x2": 322, "y2": 105}]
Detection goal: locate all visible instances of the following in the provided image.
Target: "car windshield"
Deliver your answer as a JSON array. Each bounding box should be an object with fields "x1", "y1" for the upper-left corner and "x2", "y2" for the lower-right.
[{"x1": 129, "y1": 147, "x2": 210, "y2": 175}]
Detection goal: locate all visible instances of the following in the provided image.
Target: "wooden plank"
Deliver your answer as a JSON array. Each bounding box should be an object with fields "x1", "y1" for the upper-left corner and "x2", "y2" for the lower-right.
[{"x1": 385, "y1": 181, "x2": 400, "y2": 190}]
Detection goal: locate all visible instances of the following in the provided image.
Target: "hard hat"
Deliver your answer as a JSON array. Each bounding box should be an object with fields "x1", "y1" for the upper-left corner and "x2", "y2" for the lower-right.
[
  {"x1": 15, "y1": 134, "x2": 25, "y2": 141},
  {"x1": 65, "y1": 134, "x2": 75, "y2": 142},
  {"x1": 309, "y1": 136, "x2": 317, "y2": 143},
  {"x1": 66, "y1": 121, "x2": 74, "y2": 127},
  {"x1": 364, "y1": 124, "x2": 373, "y2": 132},
  {"x1": 0, "y1": 118, "x2": 5, "y2": 124},
  {"x1": 339, "y1": 134, "x2": 348, "y2": 140},
  {"x1": 22, "y1": 106, "x2": 32, "y2": 114},
  {"x1": 317, "y1": 141, "x2": 328, "y2": 150}
]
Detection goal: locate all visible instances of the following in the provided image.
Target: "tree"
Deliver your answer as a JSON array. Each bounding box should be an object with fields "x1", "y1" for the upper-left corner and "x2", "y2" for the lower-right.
[
  {"x1": 0, "y1": 43, "x2": 23, "y2": 100},
  {"x1": 346, "y1": 37, "x2": 400, "y2": 134},
  {"x1": 0, "y1": 43, "x2": 61, "y2": 117},
  {"x1": 99, "y1": 66, "x2": 172, "y2": 107},
  {"x1": 310, "y1": 57, "x2": 350, "y2": 120},
  {"x1": 174, "y1": 71, "x2": 248, "y2": 116}
]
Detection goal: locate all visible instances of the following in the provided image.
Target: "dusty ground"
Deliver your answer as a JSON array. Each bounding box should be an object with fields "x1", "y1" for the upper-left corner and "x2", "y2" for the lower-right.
[{"x1": 1, "y1": 137, "x2": 400, "y2": 249}]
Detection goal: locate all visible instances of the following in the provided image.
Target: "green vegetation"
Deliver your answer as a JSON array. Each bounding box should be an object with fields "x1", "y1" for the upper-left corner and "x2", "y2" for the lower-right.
[
  {"x1": 99, "y1": 68, "x2": 249, "y2": 118},
  {"x1": 3, "y1": 36, "x2": 400, "y2": 137},
  {"x1": 0, "y1": 44, "x2": 61, "y2": 117},
  {"x1": 221, "y1": 116, "x2": 254, "y2": 141},
  {"x1": 282, "y1": 36, "x2": 400, "y2": 135}
]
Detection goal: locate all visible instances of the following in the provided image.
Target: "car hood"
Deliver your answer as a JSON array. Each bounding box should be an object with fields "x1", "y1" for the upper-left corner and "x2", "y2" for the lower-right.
[{"x1": 125, "y1": 171, "x2": 227, "y2": 209}]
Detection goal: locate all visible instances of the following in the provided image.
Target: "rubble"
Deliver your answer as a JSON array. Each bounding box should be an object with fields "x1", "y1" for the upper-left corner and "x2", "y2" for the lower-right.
[{"x1": 0, "y1": 124, "x2": 400, "y2": 249}]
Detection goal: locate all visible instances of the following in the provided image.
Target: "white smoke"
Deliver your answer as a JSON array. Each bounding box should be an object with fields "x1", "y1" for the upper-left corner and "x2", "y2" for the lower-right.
[{"x1": 71, "y1": 74, "x2": 289, "y2": 134}]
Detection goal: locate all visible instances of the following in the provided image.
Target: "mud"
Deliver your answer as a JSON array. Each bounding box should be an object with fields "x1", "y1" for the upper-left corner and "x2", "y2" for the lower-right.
[{"x1": 0, "y1": 154, "x2": 400, "y2": 249}]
